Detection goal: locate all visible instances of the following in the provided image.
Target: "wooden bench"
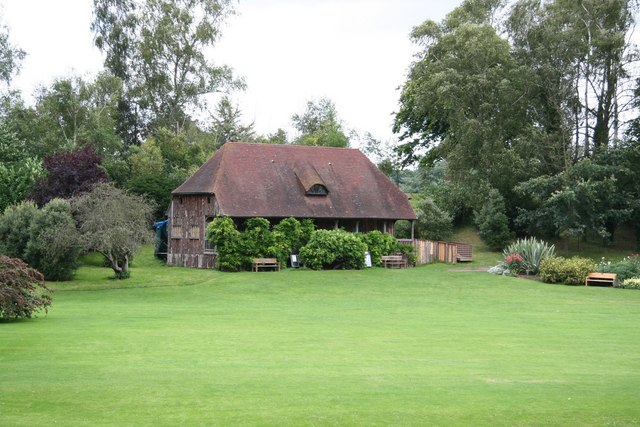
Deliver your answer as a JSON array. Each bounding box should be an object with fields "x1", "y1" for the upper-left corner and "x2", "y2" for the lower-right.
[
  {"x1": 252, "y1": 258, "x2": 280, "y2": 272},
  {"x1": 456, "y1": 244, "x2": 473, "y2": 262},
  {"x1": 381, "y1": 255, "x2": 407, "y2": 269},
  {"x1": 585, "y1": 272, "x2": 617, "y2": 286}
]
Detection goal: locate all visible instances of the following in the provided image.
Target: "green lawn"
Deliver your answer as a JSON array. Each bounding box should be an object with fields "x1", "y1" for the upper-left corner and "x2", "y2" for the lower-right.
[{"x1": 2, "y1": 248, "x2": 640, "y2": 426}]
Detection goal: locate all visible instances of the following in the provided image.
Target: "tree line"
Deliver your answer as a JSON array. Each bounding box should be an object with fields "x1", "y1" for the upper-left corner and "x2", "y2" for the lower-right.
[
  {"x1": 393, "y1": 0, "x2": 640, "y2": 250},
  {"x1": 0, "y1": 0, "x2": 355, "y2": 218}
]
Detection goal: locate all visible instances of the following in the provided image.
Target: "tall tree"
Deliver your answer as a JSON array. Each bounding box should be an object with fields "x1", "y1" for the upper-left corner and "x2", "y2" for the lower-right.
[
  {"x1": 394, "y1": 1, "x2": 538, "y2": 209},
  {"x1": 92, "y1": 0, "x2": 244, "y2": 139},
  {"x1": 30, "y1": 145, "x2": 109, "y2": 207},
  {"x1": 0, "y1": 17, "x2": 25, "y2": 88},
  {"x1": 508, "y1": 0, "x2": 637, "y2": 159},
  {"x1": 210, "y1": 96, "x2": 255, "y2": 148},
  {"x1": 291, "y1": 98, "x2": 350, "y2": 147}
]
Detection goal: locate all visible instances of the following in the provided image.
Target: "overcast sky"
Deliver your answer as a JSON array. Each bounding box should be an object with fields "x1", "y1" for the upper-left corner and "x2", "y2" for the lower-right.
[{"x1": 2, "y1": 0, "x2": 462, "y2": 144}]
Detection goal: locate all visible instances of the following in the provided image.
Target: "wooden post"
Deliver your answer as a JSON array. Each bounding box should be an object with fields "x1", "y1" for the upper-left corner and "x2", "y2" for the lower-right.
[
  {"x1": 356, "y1": 220, "x2": 360, "y2": 233},
  {"x1": 334, "y1": 220, "x2": 339, "y2": 229},
  {"x1": 411, "y1": 220, "x2": 415, "y2": 241},
  {"x1": 383, "y1": 221, "x2": 387, "y2": 234}
]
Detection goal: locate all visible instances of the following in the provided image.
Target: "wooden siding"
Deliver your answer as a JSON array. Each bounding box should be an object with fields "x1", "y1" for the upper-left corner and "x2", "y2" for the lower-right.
[
  {"x1": 167, "y1": 194, "x2": 219, "y2": 268},
  {"x1": 399, "y1": 239, "x2": 473, "y2": 264}
]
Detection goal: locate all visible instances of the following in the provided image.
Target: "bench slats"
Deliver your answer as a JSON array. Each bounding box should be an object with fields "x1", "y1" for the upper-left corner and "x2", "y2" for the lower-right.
[
  {"x1": 252, "y1": 258, "x2": 280, "y2": 272},
  {"x1": 585, "y1": 272, "x2": 617, "y2": 286}
]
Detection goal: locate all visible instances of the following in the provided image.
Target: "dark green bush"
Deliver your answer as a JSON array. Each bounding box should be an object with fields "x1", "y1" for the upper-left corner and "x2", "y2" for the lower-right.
[
  {"x1": 597, "y1": 256, "x2": 640, "y2": 282},
  {"x1": 398, "y1": 244, "x2": 417, "y2": 266},
  {"x1": 475, "y1": 189, "x2": 513, "y2": 251},
  {"x1": 299, "y1": 229, "x2": 367, "y2": 270},
  {"x1": 539, "y1": 256, "x2": 596, "y2": 285},
  {"x1": 24, "y1": 199, "x2": 81, "y2": 281},
  {"x1": 359, "y1": 230, "x2": 399, "y2": 266},
  {"x1": 0, "y1": 201, "x2": 38, "y2": 259}
]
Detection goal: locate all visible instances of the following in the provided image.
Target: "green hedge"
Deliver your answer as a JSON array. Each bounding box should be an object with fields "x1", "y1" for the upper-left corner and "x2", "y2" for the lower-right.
[{"x1": 299, "y1": 229, "x2": 367, "y2": 270}]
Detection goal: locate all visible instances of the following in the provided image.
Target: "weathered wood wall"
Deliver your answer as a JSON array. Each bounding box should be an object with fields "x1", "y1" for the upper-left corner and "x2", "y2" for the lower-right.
[
  {"x1": 399, "y1": 239, "x2": 473, "y2": 265},
  {"x1": 167, "y1": 194, "x2": 219, "y2": 268}
]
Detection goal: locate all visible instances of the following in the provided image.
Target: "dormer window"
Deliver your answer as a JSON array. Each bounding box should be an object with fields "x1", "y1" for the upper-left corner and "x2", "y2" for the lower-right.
[{"x1": 306, "y1": 183, "x2": 328, "y2": 196}]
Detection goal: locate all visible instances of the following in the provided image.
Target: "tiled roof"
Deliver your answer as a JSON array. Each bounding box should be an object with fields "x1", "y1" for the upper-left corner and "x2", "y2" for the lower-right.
[{"x1": 173, "y1": 142, "x2": 416, "y2": 220}]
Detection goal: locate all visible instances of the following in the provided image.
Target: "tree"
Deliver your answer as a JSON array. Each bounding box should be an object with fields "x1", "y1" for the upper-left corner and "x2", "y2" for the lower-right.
[
  {"x1": 475, "y1": 189, "x2": 513, "y2": 251},
  {"x1": 0, "y1": 17, "x2": 26, "y2": 88},
  {"x1": 210, "y1": 96, "x2": 255, "y2": 148},
  {"x1": 73, "y1": 183, "x2": 155, "y2": 279},
  {"x1": 393, "y1": 3, "x2": 539, "y2": 214},
  {"x1": 30, "y1": 145, "x2": 109, "y2": 207},
  {"x1": 515, "y1": 159, "x2": 630, "y2": 249},
  {"x1": 24, "y1": 199, "x2": 82, "y2": 281},
  {"x1": 0, "y1": 256, "x2": 51, "y2": 320},
  {"x1": 92, "y1": 0, "x2": 244, "y2": 137},
  {"x1": 0, "y1": 122, "x2": 44, "y2": 213},
  {"x1": 255, "y1": 128, "x2": 288, "y2": 145},
  {"x1": 360, "y1": 132, "x2": 404, "y2": 184},
  {"x1": 508, "y1": 0, "x2": 636, "y2": 158},
  {"x1": 291, "y1": 98, "x2": 350, "y2": 147},
  {"x1": 414, "y1": 197, "x2": 453, "y2": 241},
  {"x1": 0, "y1": 201, "x2": 38, "y2": 259}
]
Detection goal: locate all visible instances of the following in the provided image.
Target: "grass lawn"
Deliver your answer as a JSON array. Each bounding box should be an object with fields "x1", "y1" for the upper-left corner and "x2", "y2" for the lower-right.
[{"x1": 2, "y1": 247, "x2": 640, "y2": 426}]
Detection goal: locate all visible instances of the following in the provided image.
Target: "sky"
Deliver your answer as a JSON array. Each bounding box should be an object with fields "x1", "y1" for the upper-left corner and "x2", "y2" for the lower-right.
[{"x1": 1, "y1": 0, "x2": 462, "y2": 144}]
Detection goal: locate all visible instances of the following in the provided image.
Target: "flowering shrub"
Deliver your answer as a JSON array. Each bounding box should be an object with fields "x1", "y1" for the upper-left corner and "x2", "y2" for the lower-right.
[
  {"x1": 504, "y1": 253, "x2": 525, "y2": 275},
  {"x1": 619, "y1": 278, "x2": 640, "y2": 290}
]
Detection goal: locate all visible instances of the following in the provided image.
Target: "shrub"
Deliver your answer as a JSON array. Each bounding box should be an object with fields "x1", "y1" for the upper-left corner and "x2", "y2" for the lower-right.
[
  {"x1": 398, "y1": 244, "x2": 417, "y2": 267},
  {"x1": 24, "y1": 199, "x2": 81, "y2": 281},
  {"x1": 619, "y1": 278, "x2": 640, "y2": 290},
  {"x1": 488, "y1": 264, "x2": 511, "y2": 276},
  {"x1": 0, "y1": 256, "x2": 51, "y2": 320},
  {"x1": 206, "y1": 216, "x2": 244, "y2": 271},
  {"x1": 475, "y1": 189, "x2": 513, "y2": 251},
  {"x1": 597, "y1": 256, "x2": 640, "y2": 282},
  {"x1": 0, "y1": 201, "x2": 38, "y2": 259},
  {"x1": 359, "y1": 230, "x2": 399, "y2": 266},
  {"x1": 299, "y1": 229, "x2": 367, "y2": 270},
  {"x1": 272, "y1": 217, "x2": 315, "y2": 254},
  {"x1": 503, "y1": 237, "x2": 556, "y2": 275},
  {"x1": 415, "y1": 197, "x2": 453, "y2": 240},
  {"x1": 539, "y1": 256, "x2": 596, "y2": 285}
]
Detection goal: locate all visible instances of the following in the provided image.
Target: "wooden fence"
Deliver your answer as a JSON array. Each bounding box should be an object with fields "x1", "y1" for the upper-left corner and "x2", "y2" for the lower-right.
[{"x1": 398, "y1": 239, "x2": 473, "y2": 265}]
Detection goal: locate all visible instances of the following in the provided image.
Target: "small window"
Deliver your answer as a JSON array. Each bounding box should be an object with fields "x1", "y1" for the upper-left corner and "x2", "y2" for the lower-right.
[
  {"x1": 189, "y1": 225, "x2": 201, "y2": 240},
  {"x1": 204, "y1": 218, "x2": 216, "y2": 253},
  {"x1": 172, "y1": 225, "x2": 182, "y2": 239},
  {"x1": 306, "y1": 184, "x2": 328, "y2": 196},
  {"x1": 189, "y1": 225, "x2": 200, "y2": 239}
]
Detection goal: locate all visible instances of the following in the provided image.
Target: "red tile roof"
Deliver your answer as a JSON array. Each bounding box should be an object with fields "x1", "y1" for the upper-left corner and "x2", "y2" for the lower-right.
[{"x1": 173, "y1": 142, "x2": 416, "y2": 220}]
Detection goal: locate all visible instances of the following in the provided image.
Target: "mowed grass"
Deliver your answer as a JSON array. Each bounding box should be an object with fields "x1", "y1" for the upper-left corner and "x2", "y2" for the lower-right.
[{"x1": 2, "y1": 248, "x2": 640, "y2": 426}]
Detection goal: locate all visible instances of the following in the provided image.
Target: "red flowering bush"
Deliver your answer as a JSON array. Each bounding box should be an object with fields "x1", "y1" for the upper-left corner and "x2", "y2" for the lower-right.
[{"x1": 504, "y1": 253, "x2": 525, "y2": 275}]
